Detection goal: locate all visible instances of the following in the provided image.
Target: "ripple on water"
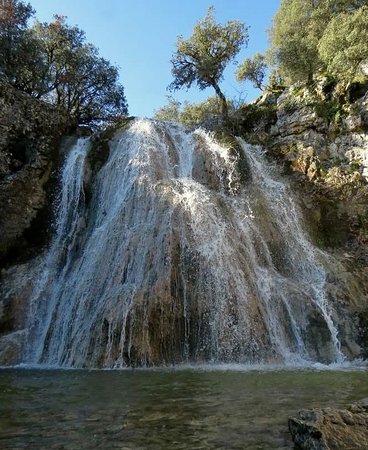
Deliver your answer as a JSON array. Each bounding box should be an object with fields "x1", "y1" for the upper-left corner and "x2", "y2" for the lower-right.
[{"x1": 0, "y1": 367, "x2": 367, "y2": 449}]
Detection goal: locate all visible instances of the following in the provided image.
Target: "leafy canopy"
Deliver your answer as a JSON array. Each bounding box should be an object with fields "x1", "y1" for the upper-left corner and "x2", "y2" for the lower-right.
[
  {"x1": 169, "y1": 6, "x2": 248, "y2": 116},
  {"x1": 236, "y1": 53, "x2": 266, "y2": 90},
  {"x1": 0, "y1": 0, "x2": 38, "y2": 86},
  {"x1": 0, "y1": 1, "x2": 128, "y2": 127},
  {"x1": 154, "y1": 96, "x2": 233, "y2": 128},
  {"x1": 31, "y1": 16, "x2": 128, "y2": 126},
  {"x1": 269, "y1": 0, "x2": 368, "y2": 88},
  {"x1": 153, "y1": 96, "x2": 181, "y2": 122},
  {"x1": 318, "y1": 6, "x2": 368, "y2": 86},
  {"x1": 269, "y1": 0, "x2": 322, "y2": 84}
]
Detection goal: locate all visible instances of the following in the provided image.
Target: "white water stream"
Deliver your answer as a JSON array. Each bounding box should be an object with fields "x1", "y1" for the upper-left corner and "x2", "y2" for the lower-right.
[{"x1": 25, "y1": 119, "x2": 344, "y2": 368}]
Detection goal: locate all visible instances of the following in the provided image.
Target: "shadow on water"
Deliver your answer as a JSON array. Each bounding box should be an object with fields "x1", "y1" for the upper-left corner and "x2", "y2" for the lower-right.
[{"x1": 0, "y1": 368, "x2": 367, "y2": 449}]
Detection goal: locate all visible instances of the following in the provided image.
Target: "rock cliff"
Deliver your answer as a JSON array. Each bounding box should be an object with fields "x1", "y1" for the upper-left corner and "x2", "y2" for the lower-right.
[
  {"x1": 241, "y1": 86, "x2": 368, "y2": 359},
  {"x1": 0, "y1": 81, "x2": 367, "y2": 366},
  {"x1": 0, "y1": 82, "x2": 72, "y2": 364},
  {"x1": 0, "y1": 82, "x2": 72, "y2": 266}
]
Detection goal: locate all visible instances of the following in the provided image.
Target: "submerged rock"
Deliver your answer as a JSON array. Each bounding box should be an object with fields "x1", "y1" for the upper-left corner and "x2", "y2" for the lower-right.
[{"x1": 289, "y1": 399, "x2": 368, "y2": 449}]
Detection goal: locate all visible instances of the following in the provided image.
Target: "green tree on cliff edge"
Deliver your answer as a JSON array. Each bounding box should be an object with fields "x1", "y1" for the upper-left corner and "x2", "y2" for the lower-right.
[
  {"x1": 0, "y1": 0, "x2": 128, "y2": 127},
  {"x1": 0, "y1": 0, "x2": 37, "y2": 87},
  {"x1": 169, "y1": 6, "x2": 248, "y2": 118},
  {"x1": 269, "y1": 0, "x2": 368, "y2": 88},
  {"x1": 31, "y1": 15, "x2": 128, "y2": 126}
]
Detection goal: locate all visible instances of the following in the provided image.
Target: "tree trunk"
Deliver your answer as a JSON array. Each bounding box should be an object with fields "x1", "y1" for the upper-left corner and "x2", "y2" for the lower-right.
[{"x1": 211, "y1": 81, "x2": 228, "y2": 118}]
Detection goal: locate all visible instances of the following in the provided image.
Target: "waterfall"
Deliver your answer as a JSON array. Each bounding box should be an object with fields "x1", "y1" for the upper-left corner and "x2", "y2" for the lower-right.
[{"x1": 25, "y1": 119, "x2": 344, "y2": 368}]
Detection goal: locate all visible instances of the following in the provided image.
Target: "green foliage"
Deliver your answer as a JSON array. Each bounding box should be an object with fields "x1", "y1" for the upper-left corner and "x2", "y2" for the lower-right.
[
  {"x1": 237, "y1": 102, "x2": 277, "y2": 134},
  {"x1": 181, "y1": 96, "x2": 231, "y2": 127},
  {"x1": 0, "y1": 0, "x2": 39, "y2": 88},
  {"x1": 348, "y1": 159, "x2": 362, "y2": 172},
  {"x1": 0, "y1": 2, "x2": 128, "y2": 127},
  {"x1": 169, "y1": 6, "x2": 248, "y2": 116},
  {"x1": 318, "y1": 7, "x2": 368, "y2": 88},
  {"x1": 154, "y1": 96, "x2": 233, "y2": 127},
  {"x1": 236, "y1": 53, "x2": 266, "y2": 90},
  {"x1": 269, "y1": 0, "x2": 368, "y2": 90},
  {"x1": 31, "y1": 16, "x2": 128, "y2": 127},
  {"x1": 269, "y1": 0, "x2": 323, "y2": 84},
  {"x1": 153, "y1": 96, "x2": 181, "y2": 122},
  {"x1": 314, "y1": 98, "x2": 346, "y2": 125}
]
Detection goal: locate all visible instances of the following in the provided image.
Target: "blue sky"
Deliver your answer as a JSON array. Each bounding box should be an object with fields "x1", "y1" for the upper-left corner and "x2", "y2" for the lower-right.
[{"x1": 30, "y1": 1, "x2": 280, "y2": 117}]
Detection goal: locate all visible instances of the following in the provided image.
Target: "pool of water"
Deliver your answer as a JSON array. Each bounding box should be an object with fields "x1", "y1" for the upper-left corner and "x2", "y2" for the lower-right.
[{"x1": 0, "y1": 366, "x2": 367, "y2": 449}]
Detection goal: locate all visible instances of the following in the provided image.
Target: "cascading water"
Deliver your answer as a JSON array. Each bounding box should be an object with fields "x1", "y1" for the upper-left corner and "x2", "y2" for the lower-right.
[{"x1": 25, "y1": 119, "x2": 344, "y2": 368}]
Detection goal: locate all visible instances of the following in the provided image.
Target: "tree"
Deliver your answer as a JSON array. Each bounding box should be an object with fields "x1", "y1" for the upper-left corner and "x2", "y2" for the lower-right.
[
  {"x1": 169, "y1": 6, "x2": 248, "y2": 117},
  {"x1": 180, "y1": 96, "x2": 233, "y2": 127},
  {"x1": 31, "y1": 16, "x2": 128, "y2": 126},
  {"x1": 236, "y1": 53, "x2": 266, "y2": 90},
  {"x1": 268, "y1": 0, "x2": 323, "y2": 84},
  {"x1": 318, "y1": 6, "x2": 368, "y2": 88},
  {"x1": 269, "y1": 0, "x2": 368, "y2": 87},
  {"x1": 0, "y1": 0, "x2": 39, "y2": 87},
  {"x1": 0, "y1": 9, "x2": 128, "y2": 127},
  {"x1": 154, "y1": 96, "x2": 233, "y2": 127}
]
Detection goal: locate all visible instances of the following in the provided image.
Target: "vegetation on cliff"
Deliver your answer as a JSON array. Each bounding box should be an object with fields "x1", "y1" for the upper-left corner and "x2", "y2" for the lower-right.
[
  {"x1": 154, "y1": 96, "x2": 234, "y2": 127},
  {"x1": 158, "y1": 0, "x2": 368, "y2": 130}
]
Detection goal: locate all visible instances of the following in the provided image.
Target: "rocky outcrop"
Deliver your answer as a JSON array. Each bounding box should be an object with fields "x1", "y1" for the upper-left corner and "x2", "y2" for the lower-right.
[
  {"x1": 269, "y1": 90, "x2": 368, "y2": 244},
  {"x1": 0, "y1": 81, "x2": 72, "y2": 267},
  {"x1": 268, "y1": 89, "x2": 368, "y2": 181},
  {"x1": 289, "y1": 399, "x2": 368, "y2": 449},
  {"x1": 0, "y1": 82, "x2": 73, "y2": 363}
]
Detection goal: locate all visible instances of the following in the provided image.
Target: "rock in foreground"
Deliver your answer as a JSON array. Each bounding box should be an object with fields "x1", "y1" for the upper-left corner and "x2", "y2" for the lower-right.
[{"x1": 289, "y1": 399, "x2": 368, "y2": 449}]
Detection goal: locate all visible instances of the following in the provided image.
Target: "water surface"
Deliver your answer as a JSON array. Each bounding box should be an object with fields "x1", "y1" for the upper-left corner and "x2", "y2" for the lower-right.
[{"x1": 0, "y1": 367, "x2": 367, "y2": 449}]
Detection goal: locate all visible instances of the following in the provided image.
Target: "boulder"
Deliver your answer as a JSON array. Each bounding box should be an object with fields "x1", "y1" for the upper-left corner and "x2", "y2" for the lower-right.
[{"x1": 289, "y1": 399, "x2": 368, "y2": 449}]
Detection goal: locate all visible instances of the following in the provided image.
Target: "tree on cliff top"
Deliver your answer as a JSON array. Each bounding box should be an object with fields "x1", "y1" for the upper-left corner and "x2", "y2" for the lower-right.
[
  {"x1": 0, "y1": 1, "x2": 128, "y2": 128},
  {"x1": 318, "y1": 6, "x2": 368, "y2": 89},
  {"x1": 31, "y1": 16, "x2": 128, "y2": 126},
  {"x1": 169, "y1": 6, "x2": 248, "y2": 118},
  {"x1": 269, "y1": 0, "x2": 368, "y2": 88},
  {"x1": 0, "y1": 0, "x2": 37, "y2": 85}
]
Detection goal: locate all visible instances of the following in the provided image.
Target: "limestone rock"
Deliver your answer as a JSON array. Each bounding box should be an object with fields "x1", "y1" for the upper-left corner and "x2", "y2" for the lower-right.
[
  {"x1": 289, "y1": 399, "x2": 368, "y2": 449},
  {"x1": 269, "y1": 86, "x2": 368, "y2": 180},
  {"x1": 271, "y1": 106, "x2": 326, "y2": 138}
]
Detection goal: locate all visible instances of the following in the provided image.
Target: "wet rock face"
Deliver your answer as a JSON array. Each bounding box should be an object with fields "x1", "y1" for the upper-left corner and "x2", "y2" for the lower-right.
[
  {"x1": 289, "y1": 399, "x2": 368, "y2": 449},
  {"x1": 0, "y1": 81, "x2": 72, "y2": 267},
  {"x1": 0, "y1": 330, "x2": 26, "y2": 365},
  {"x1": 0, "y1": 82, "x2": 72, "y2": 363},
  {"x1": 0, "y1": 260, "x2": 36, "y2": 364}
]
